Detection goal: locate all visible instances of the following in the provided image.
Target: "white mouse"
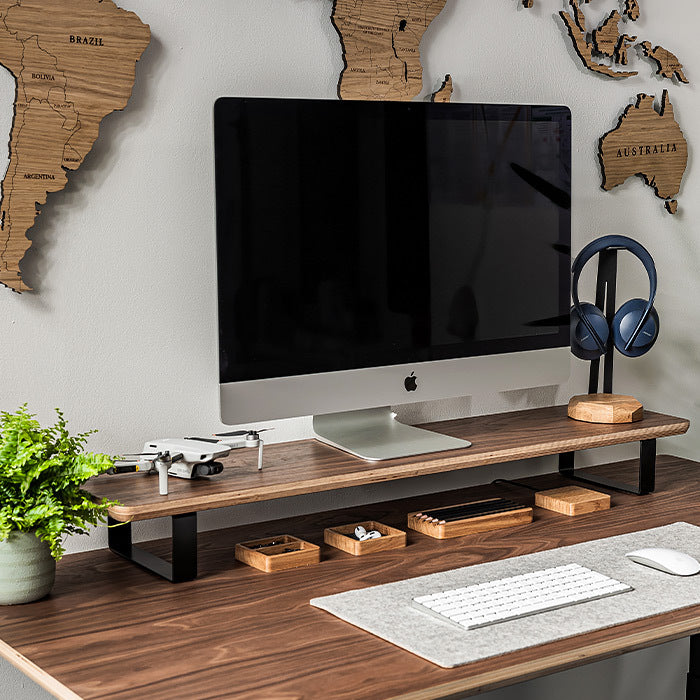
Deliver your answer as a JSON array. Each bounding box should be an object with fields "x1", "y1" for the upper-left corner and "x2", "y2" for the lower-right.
[{"x1": 625, "y1": 548, "x2": 700, "y2": 576}]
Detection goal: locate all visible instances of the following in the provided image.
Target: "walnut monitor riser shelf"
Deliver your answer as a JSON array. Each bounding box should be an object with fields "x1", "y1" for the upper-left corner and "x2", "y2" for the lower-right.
[{"x1": 86, "y1": 406, "x2": 689, "y2": 582}]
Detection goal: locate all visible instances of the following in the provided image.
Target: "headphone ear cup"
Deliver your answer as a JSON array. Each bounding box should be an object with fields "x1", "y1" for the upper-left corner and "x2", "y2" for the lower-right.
[
  {"x1": 613, "y1": 298, "x2": 659, "y2": 357},
  {"x1": 570, "y1": 303, "x2": 609, "y2": 360}
]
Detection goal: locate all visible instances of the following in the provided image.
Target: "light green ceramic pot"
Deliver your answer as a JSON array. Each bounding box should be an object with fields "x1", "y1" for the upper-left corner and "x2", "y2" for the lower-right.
[{"x1": 0, "y1": 531, "x2": 55, "y2": 605}]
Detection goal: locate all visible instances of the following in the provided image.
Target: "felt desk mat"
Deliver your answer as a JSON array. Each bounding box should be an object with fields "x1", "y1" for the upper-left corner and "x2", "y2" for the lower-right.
[{"x1": 310, "y1": 522, "x2": 700, "y2": 668}]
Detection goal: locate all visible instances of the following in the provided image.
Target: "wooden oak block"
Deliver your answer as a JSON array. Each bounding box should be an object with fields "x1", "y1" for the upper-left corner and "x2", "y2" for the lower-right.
[
  {"x1": 568, "y1": 394, "x2": 643, "y2": 424},
  {"x1": 324, "y1": 521, "x2": 406, "y2": 556},
  {"x1": 407, "y1": 499, "x2": 533, "y2": 540},
  {"x1": 235, "y1": 535, "x2": 320, "y2": 573},
  {"x1": 535, "y1": 486, "x2": 611, "y2": 516}
]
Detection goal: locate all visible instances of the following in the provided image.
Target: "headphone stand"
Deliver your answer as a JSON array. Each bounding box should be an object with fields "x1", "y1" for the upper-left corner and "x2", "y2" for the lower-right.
[{"x1": 563, "y1": 247, "x2": 654, "y2": 494}]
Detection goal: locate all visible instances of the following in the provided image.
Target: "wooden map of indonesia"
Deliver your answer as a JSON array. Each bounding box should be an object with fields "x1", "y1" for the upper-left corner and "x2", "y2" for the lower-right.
[
  {"x1": 0, "y1": 0, "x2": 150, "y2": 293},
  {"x1": 556, "y1": 0, "x2": 689, "y2": 84}
]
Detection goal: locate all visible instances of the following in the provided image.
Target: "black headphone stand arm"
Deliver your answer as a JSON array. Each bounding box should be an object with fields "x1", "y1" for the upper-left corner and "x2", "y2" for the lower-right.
[
  {"x1": 588, "y1": 248, "x2": 617, "y2": 395},
  {"x1": 561, "y1": 247, "x2": 656, "y2": 496}
]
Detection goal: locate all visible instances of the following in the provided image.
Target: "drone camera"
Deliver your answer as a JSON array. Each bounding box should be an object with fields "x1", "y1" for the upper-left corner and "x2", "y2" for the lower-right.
[{"x1": 194, "y1": 462, "x2": 224, "y2": 477}]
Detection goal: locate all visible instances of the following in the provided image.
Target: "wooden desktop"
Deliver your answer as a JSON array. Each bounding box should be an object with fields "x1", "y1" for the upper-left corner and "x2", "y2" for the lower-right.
[{"x1": 0, "y1": 406, "x2": 697, "y2": 700}]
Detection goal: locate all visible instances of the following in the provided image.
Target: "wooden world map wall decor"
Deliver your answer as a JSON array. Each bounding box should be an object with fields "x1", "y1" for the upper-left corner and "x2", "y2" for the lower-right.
[
  {"x1": 554, "y1": 0, "x2": 689, "y2": 82},
  {"x1": 331, "y1": 0, "x2": 690, "y2": 215},
  {"x1": 431, "y1": 74, "x2": 453, "y2": 103},
  {"x1": 599, "y1": 91, "x2": 687, "y2": 215},
  {"x1": 0, "y1": 0, "x2": 150, "y2": 293},
  {"x1": 556, "y1": 0, "x2": 689, "y2": 83},
  {"x1": 521, "y1": 0, "x2": 690, "y2": 214},
  {"x1": 331, "y1": 0, "x2": 449, "y2": 102}
]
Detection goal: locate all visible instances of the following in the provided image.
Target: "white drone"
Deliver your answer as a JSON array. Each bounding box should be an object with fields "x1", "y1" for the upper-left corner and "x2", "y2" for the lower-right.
[{"x1": 114, "y1": 429, "x2": 270, "y2": 496}]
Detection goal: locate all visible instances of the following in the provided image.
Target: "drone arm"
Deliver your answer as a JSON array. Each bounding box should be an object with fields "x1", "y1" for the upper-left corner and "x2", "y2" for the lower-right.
[
  {"x1": 155, "y1": 459, "x2": 169, "y2": 495},
  {"x1": 153, "y1": 453, "x2": 181, "y2": 496}
]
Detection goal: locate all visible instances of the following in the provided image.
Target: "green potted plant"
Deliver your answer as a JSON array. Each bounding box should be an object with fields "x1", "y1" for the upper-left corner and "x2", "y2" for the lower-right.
[{"x1": 0, "y1": 406, "x2": 116, "y2": 604}]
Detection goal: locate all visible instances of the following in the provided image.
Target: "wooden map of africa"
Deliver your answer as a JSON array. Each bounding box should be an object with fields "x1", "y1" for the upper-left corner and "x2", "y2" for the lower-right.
[
  {"x1": 331, "y1": 0, "x2": 447, "y2": 101},
  {"x1": 0, "y1": 0, "x2": 150, "y2": 293}
]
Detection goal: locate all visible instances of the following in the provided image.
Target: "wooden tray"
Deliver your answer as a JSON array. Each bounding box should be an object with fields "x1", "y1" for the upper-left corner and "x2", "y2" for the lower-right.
[
  {"x1": 235, "y1": 535, "x2": 320, "y2": 573},
  {"x1": 407, "y1": 499, "x2": 533, "y2": 539},
  {"x1": 324, "y1": 520, "x2": 406, "y2": 556}
]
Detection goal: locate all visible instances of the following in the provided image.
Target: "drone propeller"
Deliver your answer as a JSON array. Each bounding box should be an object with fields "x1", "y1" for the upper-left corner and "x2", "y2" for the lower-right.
[
  {"x1": 118, "y1": 453, "x2": 160, "y2": 459},
  {"x1": 214, "y1": 428, "x2": 274, "y2": 437}
]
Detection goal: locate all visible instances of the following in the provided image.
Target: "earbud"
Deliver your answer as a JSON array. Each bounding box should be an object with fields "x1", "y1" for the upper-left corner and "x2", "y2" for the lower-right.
[{"x1": 354, "y1": 525, "x2": 382, "y2": 541}]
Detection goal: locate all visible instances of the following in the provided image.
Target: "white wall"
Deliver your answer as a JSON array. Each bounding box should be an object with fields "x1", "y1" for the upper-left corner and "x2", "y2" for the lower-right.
[{"x1": 0, "y1": 1, "x2": 698, "y2": 698}]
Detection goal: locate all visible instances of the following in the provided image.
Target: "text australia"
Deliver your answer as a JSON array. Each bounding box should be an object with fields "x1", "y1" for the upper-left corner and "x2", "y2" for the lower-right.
[{"x1": 616, "y1": 144, "x2": 678, "y2": 157}]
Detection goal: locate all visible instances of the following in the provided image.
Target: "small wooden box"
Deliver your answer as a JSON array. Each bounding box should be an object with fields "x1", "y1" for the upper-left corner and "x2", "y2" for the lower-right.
[
  {"x1": 407, "y1": 499, "x2": 533, "y2": 539},
  {"x1": 324, "y1": 521, "x2": 406, "y2": 556},
  {"x1": 535, "y1": 486, "x2": 611, "y2": 516},
  {"x1": 235, "y1": 535, "x2": 320, "y2": 573}
]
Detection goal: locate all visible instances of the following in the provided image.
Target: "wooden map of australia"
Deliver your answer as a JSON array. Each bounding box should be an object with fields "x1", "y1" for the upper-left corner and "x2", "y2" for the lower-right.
[
  {"x1": 599, "y1": 91, "x2": 687, "y2": 214},
  {"x1": 0, "y1": 0, "x2": 150, "y2": 293}
]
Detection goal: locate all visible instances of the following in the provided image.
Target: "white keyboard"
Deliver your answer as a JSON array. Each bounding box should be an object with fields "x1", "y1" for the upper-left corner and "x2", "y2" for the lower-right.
[{"x1": 411, "y1": 563, "x2": 633, "y2": 630}]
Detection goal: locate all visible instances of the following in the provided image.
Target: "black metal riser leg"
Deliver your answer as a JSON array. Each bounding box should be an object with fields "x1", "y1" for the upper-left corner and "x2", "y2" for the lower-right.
[
  {"x1": 558, "y1": 439, "x2": 656, "y2": 495},
  {"x1": 687, "y1": 635, "x2": 700, "y2": 699},
  {"x1": 108, "y1": 512, "x2": 198, "y2": 583}
]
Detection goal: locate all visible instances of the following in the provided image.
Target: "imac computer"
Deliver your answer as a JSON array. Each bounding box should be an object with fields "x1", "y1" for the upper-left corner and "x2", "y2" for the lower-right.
[{"x1": 214, "y1": 98, "x2": 571, "y2": 460}]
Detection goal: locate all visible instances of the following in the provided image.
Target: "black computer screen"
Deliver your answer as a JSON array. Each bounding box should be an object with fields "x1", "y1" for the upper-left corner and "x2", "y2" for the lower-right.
[{"x1": 215, "y1": 98, "x2": 571, "y2": 383}]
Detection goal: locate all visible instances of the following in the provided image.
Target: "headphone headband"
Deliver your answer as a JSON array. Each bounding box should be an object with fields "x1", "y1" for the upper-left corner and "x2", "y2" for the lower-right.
[{"x1": 571, "y1": 235, "x2": 657, "y2": 352}]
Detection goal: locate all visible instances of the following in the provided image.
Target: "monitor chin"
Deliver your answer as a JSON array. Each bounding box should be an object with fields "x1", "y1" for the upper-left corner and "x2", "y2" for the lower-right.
[{"x1": 219, "y1": 347, "x2": 571, "y2": 428}]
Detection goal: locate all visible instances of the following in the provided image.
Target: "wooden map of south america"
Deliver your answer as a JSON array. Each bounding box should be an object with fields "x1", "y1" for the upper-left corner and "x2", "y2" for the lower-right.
[{"x1": 0, "y1": 0, "x2": 150, "y2": 293}]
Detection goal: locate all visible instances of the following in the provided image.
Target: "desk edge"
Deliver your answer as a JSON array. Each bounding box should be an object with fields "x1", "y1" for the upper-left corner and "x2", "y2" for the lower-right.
[
  {"x1": 389, "y1": 614, "x2": 700, "y2": 700},
  {"x1": 0, "y1": 638, "x2": 83, "y2": 700}
]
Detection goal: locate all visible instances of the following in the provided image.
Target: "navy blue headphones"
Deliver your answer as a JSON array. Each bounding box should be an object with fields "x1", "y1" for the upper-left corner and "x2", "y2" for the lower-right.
[{"x1": 570, "y1": 235, "x2": 659, "y2": 361}]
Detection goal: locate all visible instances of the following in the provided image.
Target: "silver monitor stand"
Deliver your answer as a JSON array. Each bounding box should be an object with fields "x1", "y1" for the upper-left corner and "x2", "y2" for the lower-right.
[{"x1": 313, "y1": 407, "x2": 471, "y2": 462}]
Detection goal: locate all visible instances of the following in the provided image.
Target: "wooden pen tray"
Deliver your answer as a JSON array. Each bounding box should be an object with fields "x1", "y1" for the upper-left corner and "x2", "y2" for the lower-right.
[
  {"x1": 235, "y1": 535, "x2": 320, "y2": 572},
  {"x1": 407, "y1": 498, "x2": 533, "y2": 539},
  {"x1": 324, "y1": 520, "x2": 406, "y2": 556}
]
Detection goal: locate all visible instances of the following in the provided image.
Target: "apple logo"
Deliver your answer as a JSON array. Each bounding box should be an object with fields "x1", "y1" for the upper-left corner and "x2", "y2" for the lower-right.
[{"x1": 404, "y1": 372, "x2": 418, "y2": 392}]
